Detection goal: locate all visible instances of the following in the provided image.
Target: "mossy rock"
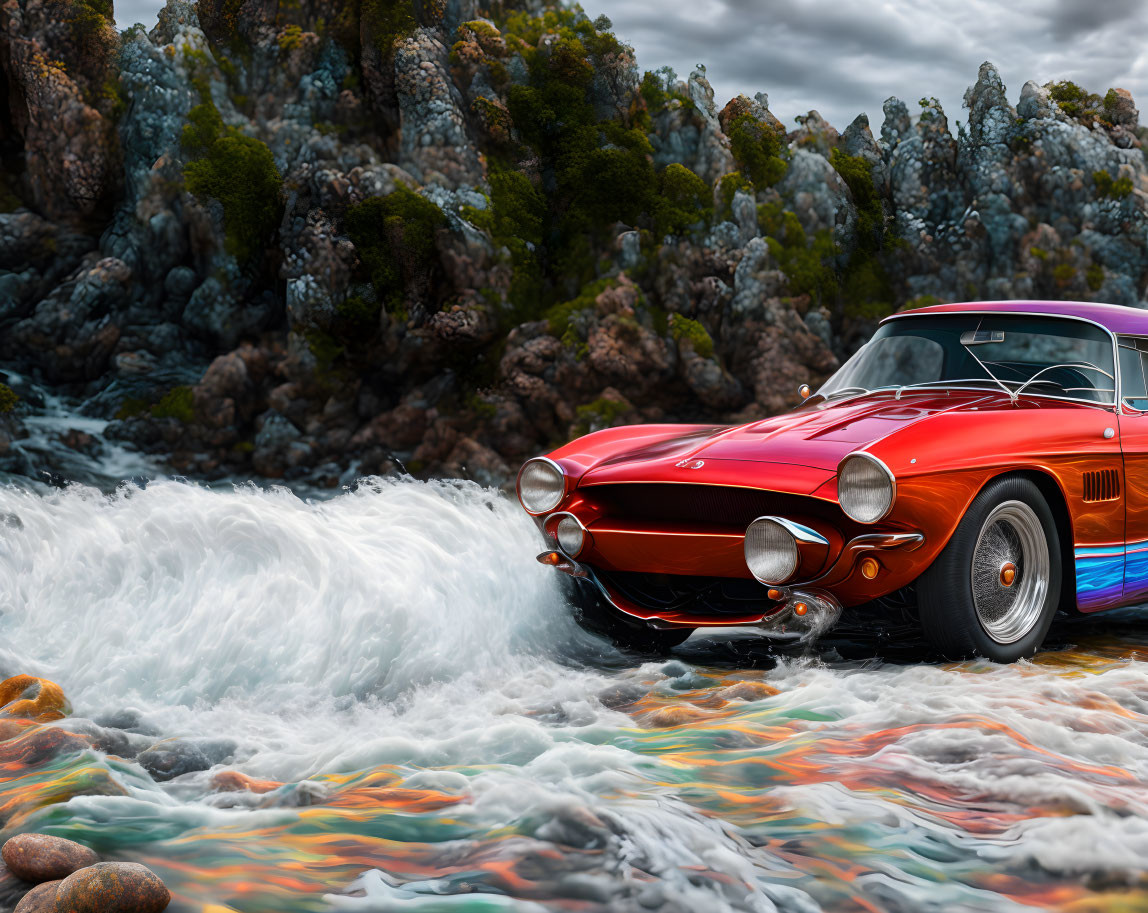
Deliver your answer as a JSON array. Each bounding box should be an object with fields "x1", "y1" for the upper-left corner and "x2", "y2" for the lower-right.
[
  {"x1": 0, "y1": 384, "x2": 17, "y2": 414},
  {"x1": 182, "y1": 94, "x2": 282, "y2": 264}
]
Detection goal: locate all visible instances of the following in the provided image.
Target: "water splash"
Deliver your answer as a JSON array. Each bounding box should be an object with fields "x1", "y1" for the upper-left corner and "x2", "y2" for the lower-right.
[{"x1": 1, "y1": 480, "x2": 1148, "y2": 911}]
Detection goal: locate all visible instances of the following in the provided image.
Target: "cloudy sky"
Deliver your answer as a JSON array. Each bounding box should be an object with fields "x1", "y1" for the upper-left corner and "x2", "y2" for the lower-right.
[{"x1": 115, "y1": 0, "x2": 1148, "y2": 130}]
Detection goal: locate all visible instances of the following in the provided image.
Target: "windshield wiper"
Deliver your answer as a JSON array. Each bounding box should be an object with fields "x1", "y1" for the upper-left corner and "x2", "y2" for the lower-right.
[
  {"x1": 823, "y1": 386, "x2": 871, "y2": 401},
  {"x1": 961, "y1": 340, "x2": 1019, "y2": 402},
  {"x1": 1013, "y1": 362, "x2": 1114, "y2": 399}
]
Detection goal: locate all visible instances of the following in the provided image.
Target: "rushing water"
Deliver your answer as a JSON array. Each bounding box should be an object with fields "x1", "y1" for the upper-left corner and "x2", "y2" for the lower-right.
[{"x1": 2, "y1": 478, "x2": 1148, "y2": 912}]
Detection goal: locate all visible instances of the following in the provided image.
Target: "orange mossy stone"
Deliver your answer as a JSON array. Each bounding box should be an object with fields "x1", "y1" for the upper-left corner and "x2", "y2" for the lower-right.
[
  {"x1": 210, "y1": 770, "x2": 282, "y2": 795},
  {"x1": 0, "y1": 676, "x2": 70, "y2": 722},
  {"x1": 13, "y1": 879, "x2": 60, "y2": 913},
  {"x1": 644, "y1": 705, "x2": 707, "y2": 728},
  {"x1": 54, "y1": 862, "x2": 170, "y2": 913},
  {"x1": 718, "y1": 681, "x2": 780, "y2": 702},
  {"x1": 2, "y1": 834, "x2": 97, "y2": 882}
]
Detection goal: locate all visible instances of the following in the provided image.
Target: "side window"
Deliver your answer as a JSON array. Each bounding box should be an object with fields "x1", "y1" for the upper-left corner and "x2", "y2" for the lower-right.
[{"x1": 1119, "y1": 337, "x2": 1148, "y2": 410}]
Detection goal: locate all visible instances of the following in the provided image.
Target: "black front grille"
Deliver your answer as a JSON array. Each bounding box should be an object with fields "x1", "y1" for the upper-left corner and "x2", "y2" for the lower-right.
[
  {"x1": 597, "y1": 569, "x2": 779, "y2": 617},
  {"x1": 586, "y1": 484, "x2": 782, "y2": 527}
]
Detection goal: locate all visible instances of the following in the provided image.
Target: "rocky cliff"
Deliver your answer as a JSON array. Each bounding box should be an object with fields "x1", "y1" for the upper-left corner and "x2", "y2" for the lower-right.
[{"x1": 1, "y1": 0, "x2": 1146, "y2": 487}]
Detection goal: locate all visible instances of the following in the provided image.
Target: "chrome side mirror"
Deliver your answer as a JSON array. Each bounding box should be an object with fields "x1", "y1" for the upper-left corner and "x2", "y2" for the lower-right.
[{"x1": 798, "y1": 384, "x2": 812, "y2": 400}]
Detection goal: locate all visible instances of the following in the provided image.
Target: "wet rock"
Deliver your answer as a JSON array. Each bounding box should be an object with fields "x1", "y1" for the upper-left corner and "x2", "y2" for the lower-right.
[
  {"x1": 644, "y1": 706, "x2": 707, "y2": 728},
  {"x1": 54, "y1": 862, "x2": 170, "y2": 913},
  {"x1": 0, "y1": 727, "x2": 91, "y2": 767},
  {"x1": 210, "y1": 770, "x2": 282, "y2": 794},
  {"x1": 13, "y1": 880, "x2": 59, "y2": 913},
  {"x1": 1, "y1": 834, "x2": 98, "y2": 883},
  {"x1": 137, "y1": 739, "x2": 212, "y2": 782},
  {"x1": 52, "y1": 720, "x2": 140, "y2": 759},
  {"x1": 717, "y1": 681, "x2": 780, "y2": 702},
  {"x1": 0, "y1": 676, "x2": 70, "y2": 722},
  {"x1": 596, "y1": 683, "x2": 647, "y2": 710}
]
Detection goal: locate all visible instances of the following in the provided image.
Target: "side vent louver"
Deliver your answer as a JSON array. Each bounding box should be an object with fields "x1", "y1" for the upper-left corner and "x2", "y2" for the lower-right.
[{"x1": 1083, "y1": 469, "x2": 1120, "y2": 502}]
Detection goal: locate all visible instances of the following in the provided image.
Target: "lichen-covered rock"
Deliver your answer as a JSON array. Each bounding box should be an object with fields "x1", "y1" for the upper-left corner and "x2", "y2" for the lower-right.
[
  {"x1": 0, "y1": 676, "x2": 70, "y2": 722},
  {"x1": 1, "y1": 834, "x2": 97, "y2": 883},
  {"x1": 13, "y1": 879, "x2": 60, "y2": 913},
  {"x1": 54, "y1": 862, "x2": 170, "y2": 913}
]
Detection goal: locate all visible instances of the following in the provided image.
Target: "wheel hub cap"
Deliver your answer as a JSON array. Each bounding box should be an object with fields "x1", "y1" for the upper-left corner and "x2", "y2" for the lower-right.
[{"x1": 971, "y1": 501, "x2": 1049, "y2": 644}]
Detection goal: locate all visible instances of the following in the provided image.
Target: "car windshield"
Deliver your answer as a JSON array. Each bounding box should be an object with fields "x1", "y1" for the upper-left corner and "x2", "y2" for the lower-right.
[{"x1": 819, "y1": 313, "x2": 1116, "y2": 405}]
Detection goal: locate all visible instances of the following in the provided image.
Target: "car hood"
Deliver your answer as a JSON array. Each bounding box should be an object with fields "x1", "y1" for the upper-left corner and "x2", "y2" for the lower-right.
[{"x1": 582, "y1": 389, "x2": 998, "y2": 482}]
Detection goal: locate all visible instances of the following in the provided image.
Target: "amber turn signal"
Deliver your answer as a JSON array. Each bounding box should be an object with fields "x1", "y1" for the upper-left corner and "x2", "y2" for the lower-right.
[
  {"x1": 1000, "y1": 561, "x2": 1017, "y2": 587},
  {"x1": 793, "y1": 602, "x2": 809, "y2": 616},
  {"x1": 860, "y1": 557, "x2": 880, "y2": 580},
  {"x1": 767, "y1": 588, "x2": 783, "y2": 601},
  {"x1": 538, "y1": 551, "x2": 563, "y2": 566}
]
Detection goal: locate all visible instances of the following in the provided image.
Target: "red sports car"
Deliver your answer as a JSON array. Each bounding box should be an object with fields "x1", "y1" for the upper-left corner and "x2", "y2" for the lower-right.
[{"x1": 517, "y1": 300, "x2": 1148, "y2": 661}]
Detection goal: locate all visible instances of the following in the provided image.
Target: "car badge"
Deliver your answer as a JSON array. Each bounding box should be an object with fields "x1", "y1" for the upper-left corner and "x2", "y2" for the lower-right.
[{"x1": 675, "y1": 459, "x2": 705, "y2": 469}]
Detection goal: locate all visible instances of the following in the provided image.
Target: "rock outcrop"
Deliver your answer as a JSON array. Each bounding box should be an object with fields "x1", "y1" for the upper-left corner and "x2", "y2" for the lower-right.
[{"x1": 2, "y1": 0, "x2": 1148, "y2": 488}]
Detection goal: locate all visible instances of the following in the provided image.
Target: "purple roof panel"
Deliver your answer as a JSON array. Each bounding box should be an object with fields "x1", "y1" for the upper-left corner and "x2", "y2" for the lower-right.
[{"x1": 884, "y1": 300, "x2": 1148, "y2": 336}]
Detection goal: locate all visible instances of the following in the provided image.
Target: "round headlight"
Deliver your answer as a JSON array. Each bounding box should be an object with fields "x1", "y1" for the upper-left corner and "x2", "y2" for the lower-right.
[
  {"x1": 838, "y1": 453, "x2": 894, "y2": 523},
  {"x1": 744, "y1": 518, "x2": 799, "y2": 585},
  {"x1": 517, "y1": 458, "x2": 565, "y2": 514},
  {"x1": 556, "y1": 516, "x2": 585, "y2": 556}
]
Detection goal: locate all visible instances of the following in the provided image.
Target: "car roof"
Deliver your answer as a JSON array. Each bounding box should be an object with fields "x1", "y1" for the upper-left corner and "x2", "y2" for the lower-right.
[{"x1": 884, "y1": 300, "x2": 1148, "y2": 337}]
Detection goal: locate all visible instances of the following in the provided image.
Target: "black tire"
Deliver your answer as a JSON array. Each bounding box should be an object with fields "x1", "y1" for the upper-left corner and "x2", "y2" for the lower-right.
[
  {"x1": 571, "y1": 580, "x2": 694, "y2": 654},
  {"x1": 917, "y1": 476, "x2": 1061, "y2": 662}
]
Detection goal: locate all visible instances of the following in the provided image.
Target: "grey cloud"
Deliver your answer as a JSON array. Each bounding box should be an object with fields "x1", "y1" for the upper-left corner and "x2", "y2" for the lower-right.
[{"x1": 1046, "y1": 0, "x2": 1146, "y2": 41}]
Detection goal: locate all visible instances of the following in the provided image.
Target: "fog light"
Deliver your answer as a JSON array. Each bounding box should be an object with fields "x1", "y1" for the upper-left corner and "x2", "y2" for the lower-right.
[
  {"x1": 556, "y1": 516, "x2": 585, "y2": 556},
  {"x1": 860, "y1": 557, "x2": 880, "y2": 579},
  {"x1": 744, "y1": 518, "x2": 799, "y2": 585}
]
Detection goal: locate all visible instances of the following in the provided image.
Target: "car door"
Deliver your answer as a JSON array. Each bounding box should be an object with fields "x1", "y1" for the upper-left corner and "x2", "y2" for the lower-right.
[{"x1": 1118, "y1": 336, "x2": 1148, "y2": 603}]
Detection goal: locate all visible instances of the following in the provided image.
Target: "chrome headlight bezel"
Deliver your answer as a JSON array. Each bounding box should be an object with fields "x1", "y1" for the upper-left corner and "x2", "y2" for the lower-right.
[
  {"x1": 516, "y1": 457, "x2": 567, "y2": 515},
  {"x1": 837, "y1": 452, "x2": 896, "y2": 524},
  {"x1": 743, "y1": 517, "x2": 800, "y2": 585}
]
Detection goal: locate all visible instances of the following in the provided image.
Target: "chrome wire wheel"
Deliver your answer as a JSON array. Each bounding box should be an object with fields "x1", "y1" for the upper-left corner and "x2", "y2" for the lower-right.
[{"x1": 970, "y1": 500, "x2": 1050, "y2": 644}]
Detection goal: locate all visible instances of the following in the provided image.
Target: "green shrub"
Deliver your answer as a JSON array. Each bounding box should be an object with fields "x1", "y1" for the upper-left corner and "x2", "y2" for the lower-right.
[
  {"x1": 482, "y1": 8, "x2": 660, "y2": 310},
  {"x1": 182, "y1": 95, "x2": 282, "y2": 264},
  {"x1": 573, "y1": 397, "x2": 629, "y2": 435},
  {"x1": 654, "y1": 163, "x2": 710, "y2": 237},
  {"x1": 1053, "y1": 263, "x2": 1076, "y2": 287},
  {"x1": 151, "y1": 386, "x2": 195, "y2": 423},
  {"x1": 670, "y1": 314, "x2": 714, "y2": 358},
  {"x1": 1047, "y1": 81, "x2": 1104, "y2": 122},
  {"x1": 361, "y1": 0, "x2": 416, "y2": 56},
  {"x1": 544, "y1": 277, "x2": 615, "y2": 337},
  {"x1": 759, "y1": 202, "x2": 839, "y2": 304},
  {"x1": 1094, "y1": 170, "x2": 1134, "y2": 198},
  {"x1": 277, "y1": 24, "x2": 304, "y2": 52},
  {"x1": 0, "y1": 384, "x2": 17, "y2": 414},
  {"x1": 1086, "y1": 263, "x2": 1105, "y2": 291},
  {"x1": 727, "y1": 112, "x2": 787, "y2": 188},
  {"x1": 344, "y1": 187, "x2": 447, "y2": 316},
  {"x1": 717, "y1": 172, "x2": 753, "y2": 219}
]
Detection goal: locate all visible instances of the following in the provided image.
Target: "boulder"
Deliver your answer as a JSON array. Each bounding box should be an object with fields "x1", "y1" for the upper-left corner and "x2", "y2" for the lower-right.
[
  {"x1": 1, "y1": 835, "x2": 97, "y2": 883},
  {"x1": 53, "y1": 862, "x2": 170, "y2": 913},
  {"x1": 0, "y1": 676, "x2": 70, "y2": 722},
  {"x1": 136, "y1": 739, "x2": 212, "y2": 782},
  {"x1": 13, "y1": 879, "x2": 59, "y2": 913}
]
